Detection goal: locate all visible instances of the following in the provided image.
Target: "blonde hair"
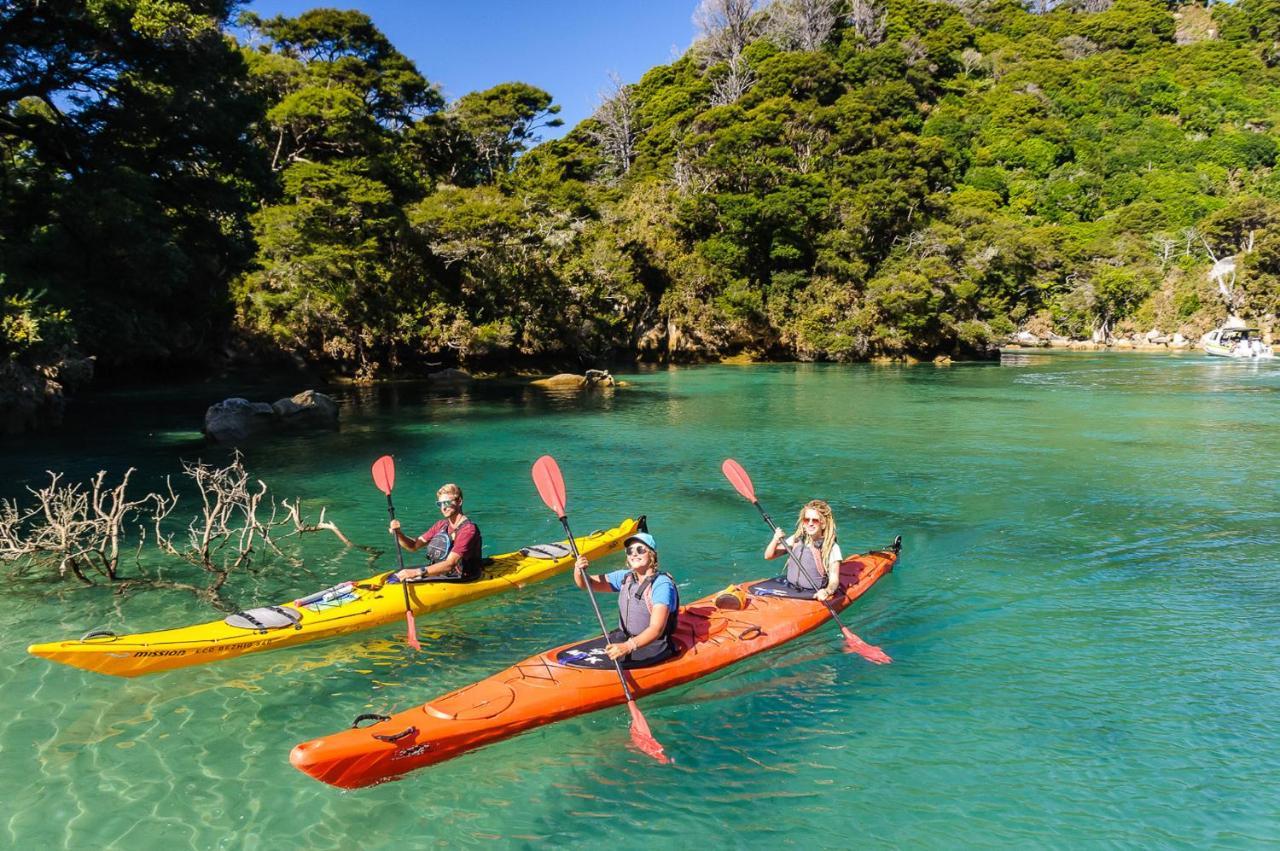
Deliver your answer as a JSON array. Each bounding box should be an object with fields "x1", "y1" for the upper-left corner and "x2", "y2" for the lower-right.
[
  {"x1": 437, "y1": 483, "x2": 462, "y2": 501},
  {"x1": 792, "y1": 499, "x2": 837, "y2": 571}
]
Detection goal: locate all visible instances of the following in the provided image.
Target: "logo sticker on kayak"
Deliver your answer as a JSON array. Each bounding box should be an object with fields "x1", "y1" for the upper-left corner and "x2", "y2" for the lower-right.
[{"x1": 392, "y1": 743, "x2": 432, "y2": 760}]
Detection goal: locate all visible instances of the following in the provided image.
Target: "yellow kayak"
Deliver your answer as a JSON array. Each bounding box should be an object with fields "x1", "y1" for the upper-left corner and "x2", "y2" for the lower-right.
[{"x1": 28, "y1": 517, "x2": 642, "y2": 678}]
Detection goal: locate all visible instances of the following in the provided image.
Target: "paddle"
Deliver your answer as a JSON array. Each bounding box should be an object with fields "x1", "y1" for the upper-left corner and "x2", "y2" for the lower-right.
[
  {"x1": 531, "y1": 454, "x2": 669, "y2": 764},
  {"x1": 372, "y1": 455, "x2": 420, "y2": 651},
  {"x1": 720, "y1": 458, "x2": 891, "y2": 664}
]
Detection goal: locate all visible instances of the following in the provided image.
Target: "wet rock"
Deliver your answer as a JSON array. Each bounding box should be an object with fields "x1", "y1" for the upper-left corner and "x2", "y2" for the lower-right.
[
  {"x1": 531, "y1": 369, "x2": 616, "y2": 389},
  {"x1": 205, "y1": 390, "x2": 338, "y2": 443},
  {"x1": 271, "y1": 390, "x2": 339, "y2": 430},
  {"x1": 204, "y1": 398, "x2": 276, "y2": 443}
]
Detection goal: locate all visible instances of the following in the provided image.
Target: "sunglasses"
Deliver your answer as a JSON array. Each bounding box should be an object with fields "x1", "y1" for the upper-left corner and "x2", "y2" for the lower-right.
[
  {"x1": 436, "y1": 499, "x2": 457, "y2": 508},
  {"x1": 802, "y1": 516, "x2": 823, "y2": 525},
  {"x1": 625, "y1": 545, "x2": 652, "y2": 556}
]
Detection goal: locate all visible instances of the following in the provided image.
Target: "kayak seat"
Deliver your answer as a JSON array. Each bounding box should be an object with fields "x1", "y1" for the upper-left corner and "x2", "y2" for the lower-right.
[
  {"x1": 225, "y1": 606, "x2": 303, "y2": 631},
  {"x1": 519, "y1": 543, "x2": 573, "y2": 559},
  {"x1": 749, "y1": 577, "x2": 823, "y2": 599},
  {"x1": 555, "y1": 631, "x2": 679, "y2": 670}
]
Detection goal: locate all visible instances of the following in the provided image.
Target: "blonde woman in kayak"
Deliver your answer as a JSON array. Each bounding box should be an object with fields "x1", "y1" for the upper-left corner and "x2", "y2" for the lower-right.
[
  {"x1": 764, "y1": 499, "x2": 842, "y2": 601},
  {"x1": 573, "y1": 531, "x2": 679, "y2": 667}
]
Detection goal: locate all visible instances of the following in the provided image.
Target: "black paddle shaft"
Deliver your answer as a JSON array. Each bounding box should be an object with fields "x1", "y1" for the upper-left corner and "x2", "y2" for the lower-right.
[
  {"x1": 755, "y1": 500, "x2": 827, "y2": 591},
  {"x1": 560, "y1": 515, "x2": 637, "y2": 703},
  {"x1": 384, "y1": 494, "x2": 408, "y2": 571},
  {"x1": 385, "y1": 493, "x2": 413, "y2": 617}
]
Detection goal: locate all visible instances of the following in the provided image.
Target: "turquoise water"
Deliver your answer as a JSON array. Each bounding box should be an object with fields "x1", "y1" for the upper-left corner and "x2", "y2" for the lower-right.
[{"x1": 2, "y1": 353, "x2": 1278, "y2": 848}]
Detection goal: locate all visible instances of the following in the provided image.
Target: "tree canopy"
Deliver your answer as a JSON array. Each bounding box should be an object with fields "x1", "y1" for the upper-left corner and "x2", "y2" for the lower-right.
[{"x1": 3, "y1": 0, "x2": 1279, "y2": 405}]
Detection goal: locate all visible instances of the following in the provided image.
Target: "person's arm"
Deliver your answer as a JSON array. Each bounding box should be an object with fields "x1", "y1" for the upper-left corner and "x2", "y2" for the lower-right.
[
  {"x1": 764, "y1": 528, "x2": 788, "y2": 560},
  {"x1": 815, "y1": 544, "x2": 843, "y2": 601},
  {"x1": 424, "y1": 551, "x2": 462, "y2": 577},
  {"x1": 572, "y1": 556, "x2": 616, "y2": 594},
  {"x1": 390, "y1": 519, "x2": 423, "y2": 552},
  {"x1": 606, "y1": 604, "x2": 670, "y2": 660}
]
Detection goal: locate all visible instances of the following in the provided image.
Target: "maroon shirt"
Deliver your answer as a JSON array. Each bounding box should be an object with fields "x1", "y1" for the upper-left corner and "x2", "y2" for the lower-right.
[{"x1": 418, "y1": 517, "x2": 482, "y2": 577}]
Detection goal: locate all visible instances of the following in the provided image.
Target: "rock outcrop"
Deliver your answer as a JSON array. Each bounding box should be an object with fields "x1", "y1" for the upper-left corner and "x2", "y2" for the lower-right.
[
  {"x1": 0, "y1": 354, "x2": 95, "y2": 435},
  {"x1": 531, "y1": 369, "x2": 616, "y2": 389},
  {"x1": 204, "y1": 390, "x2": 339, "y2": 443}
]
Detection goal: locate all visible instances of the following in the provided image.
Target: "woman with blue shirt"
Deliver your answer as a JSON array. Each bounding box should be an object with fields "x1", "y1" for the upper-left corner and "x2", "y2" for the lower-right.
[{"x1": 573, "y1": 531, "x2": 679, "y2": 667}]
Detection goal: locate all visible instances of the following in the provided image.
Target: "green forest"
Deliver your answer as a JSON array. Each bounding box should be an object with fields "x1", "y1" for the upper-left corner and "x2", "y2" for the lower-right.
[{"x1": 3, "y1": 0, "x2": 1279, "y2": 427}]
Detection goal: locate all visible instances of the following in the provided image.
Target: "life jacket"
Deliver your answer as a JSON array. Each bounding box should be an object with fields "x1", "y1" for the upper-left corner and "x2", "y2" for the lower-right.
[
  {"x1": 785, "y1": 537, "x2": 827, "y2": 591},
  {"x1": 438, "y1": 519, "x2": 482, "y2": 580},
  {"x1": 617, "y1": 570, "x2": 679, "y2": 643}
]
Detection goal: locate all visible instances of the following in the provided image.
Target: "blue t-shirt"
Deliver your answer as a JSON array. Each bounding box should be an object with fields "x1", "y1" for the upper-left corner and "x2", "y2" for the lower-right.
[{"x1": 605, "y1": 569, "x2": 677, "y2": 609}]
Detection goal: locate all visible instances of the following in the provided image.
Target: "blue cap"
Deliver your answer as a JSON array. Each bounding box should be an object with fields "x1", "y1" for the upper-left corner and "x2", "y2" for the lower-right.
[{"x1": 623, "y1": 532, "x2": 658, "y2": 553}]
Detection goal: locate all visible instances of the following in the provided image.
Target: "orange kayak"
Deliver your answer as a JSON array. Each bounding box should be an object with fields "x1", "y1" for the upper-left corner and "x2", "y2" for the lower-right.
[{"x1": 290, "y1": 539, "x2": 900, "y2": 787}]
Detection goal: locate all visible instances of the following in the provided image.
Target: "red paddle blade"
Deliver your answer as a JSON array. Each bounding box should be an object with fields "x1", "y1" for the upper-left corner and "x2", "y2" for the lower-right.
[
  {"x1": 721, "y1": 458, "x2": 756, "y2": 503},
  {"x1": 842, "y1": 631, "x2": 891, "y2": 664},
  {"x1": 405, "y1": 609, "x2": 421, "y2": 651},
  {"x1": 372, "y1": 455, "x2": 395, "y2": 496},
  {"x1": 531, "y1": 455, "x2": 567, "y2": 517},
  {"x1": 627, "y1": 700, "x2": 670, "y2": 764}
]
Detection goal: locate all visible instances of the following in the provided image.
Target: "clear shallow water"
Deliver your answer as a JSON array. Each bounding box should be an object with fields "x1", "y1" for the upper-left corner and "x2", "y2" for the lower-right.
[{"x1": 2, "y1": 353, "x2": 1278, "y2": 848}]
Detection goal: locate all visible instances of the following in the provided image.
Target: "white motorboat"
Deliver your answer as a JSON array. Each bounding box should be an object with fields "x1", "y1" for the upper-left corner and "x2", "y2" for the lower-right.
[{"x1": 1201, "y1": 319, "x2": 1275, "y2": 359}]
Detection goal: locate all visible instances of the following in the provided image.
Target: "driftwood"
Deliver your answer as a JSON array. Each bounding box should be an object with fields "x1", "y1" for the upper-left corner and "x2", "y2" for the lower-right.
[{"x1": 1, "y1": 453, "x2": 354, "y2": 610}]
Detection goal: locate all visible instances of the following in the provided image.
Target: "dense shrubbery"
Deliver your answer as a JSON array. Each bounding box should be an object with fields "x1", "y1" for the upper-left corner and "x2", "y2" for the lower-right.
[{"x1": 2, "y1": 0, "x2": 1279, "y2": 394}]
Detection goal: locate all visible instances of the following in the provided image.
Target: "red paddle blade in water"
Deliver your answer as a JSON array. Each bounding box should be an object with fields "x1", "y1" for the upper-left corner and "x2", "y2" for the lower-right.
[
  {"x1": 627, "y1": 700, "x2": 670, "y2": 764},
  {"x1": 721, "y1": 459, "x2": 757, "y2": 503},
  {"x1": 843, "y1": 632, "x2": 892, "y2": 664},
  {"x1": 405, "y1": 609, "x2": 421, "y2": 651},
  {"x1": 531, "y1": 455, "x2": 567, "y2": 517},
  {"x1": 372, "y1": 455, "x2": 395, "y2": 495}
]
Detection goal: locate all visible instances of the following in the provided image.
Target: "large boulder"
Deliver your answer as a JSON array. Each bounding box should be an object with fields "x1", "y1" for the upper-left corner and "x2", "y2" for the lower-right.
[
  {"x1": 271, "y1": 390, "x2": 339, "y2": 430},
  {"x1": 204, "y1": 398, "x2": 276, "y2": 443},
  {"x1": 204, "y1": 390, "x2": 338, "y2": 443},
  {"x1": 1012, "y1": 330, "x2": 1044, "y2": 347},
  {"x1": 531, "y1": 369, "x2": 616, "y2": 389}
]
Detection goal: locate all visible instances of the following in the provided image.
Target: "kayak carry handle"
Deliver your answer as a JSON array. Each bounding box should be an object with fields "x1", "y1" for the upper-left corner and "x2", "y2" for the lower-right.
[
  {"x1": 351, "y1": 713, "x2": 390, "y2": 728},
  {"x1": 372, "y1": 726, "x2": 417, "y2": 743},
  {"x1": 79, "y1": 629, "x2": 117, "y2": 642}
]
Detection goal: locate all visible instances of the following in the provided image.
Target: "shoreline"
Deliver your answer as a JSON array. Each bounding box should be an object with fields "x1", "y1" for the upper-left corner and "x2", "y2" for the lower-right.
[{"x1": 1003, "y1": 337, "x2": 1278, "y2": 356}]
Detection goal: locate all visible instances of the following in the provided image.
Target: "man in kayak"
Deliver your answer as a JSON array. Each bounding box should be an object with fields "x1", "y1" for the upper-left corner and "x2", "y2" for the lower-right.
[
  {"x1": 764, "y1": 499, "x2": 842, "y2": 601},
  {"x1": 573, "y1": 531, "x2": 679, "y2": 667},
  {"x1": 391, "y1": 483, "x2": 483, "y2": 581}
]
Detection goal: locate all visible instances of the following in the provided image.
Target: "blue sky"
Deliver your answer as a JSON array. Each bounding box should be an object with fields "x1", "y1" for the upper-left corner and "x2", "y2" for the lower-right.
[{"x1": 242, "y1": 0, "x2": 701, "y2": 138}]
